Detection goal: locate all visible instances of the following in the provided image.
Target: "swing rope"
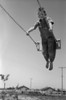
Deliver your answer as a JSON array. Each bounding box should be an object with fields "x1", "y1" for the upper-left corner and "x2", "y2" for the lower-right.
[
  {"x1": 0, "y1": 3, "x2": 42, "y2": 51},
  {"x1": 37, "y1": 0, "x2": 41, "y2": 8},
  {"x1": 0, "y1": 3, "x2": 37, "y2": 46}
]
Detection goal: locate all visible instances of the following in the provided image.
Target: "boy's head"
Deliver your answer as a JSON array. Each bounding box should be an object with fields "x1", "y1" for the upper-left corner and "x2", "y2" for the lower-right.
[{"x1": 38, "y1": 7, "x2": 47, "y2": 19}]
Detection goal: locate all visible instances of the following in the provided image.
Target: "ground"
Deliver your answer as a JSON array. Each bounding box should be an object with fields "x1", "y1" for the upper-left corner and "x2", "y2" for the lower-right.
[{"x1": 0, "y1": 95, "x2": 66, "y2": 100}]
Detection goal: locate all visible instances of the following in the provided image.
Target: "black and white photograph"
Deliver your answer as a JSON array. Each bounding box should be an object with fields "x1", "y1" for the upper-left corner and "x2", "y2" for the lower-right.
[{"x1": 0, "y1": 0, "x2": 66, "y2": 100}]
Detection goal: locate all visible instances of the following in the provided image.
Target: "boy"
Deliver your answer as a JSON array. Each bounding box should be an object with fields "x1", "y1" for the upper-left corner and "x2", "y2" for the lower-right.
[{"x1": 27, "y1": 7, "x2": 57, "y2": 70}]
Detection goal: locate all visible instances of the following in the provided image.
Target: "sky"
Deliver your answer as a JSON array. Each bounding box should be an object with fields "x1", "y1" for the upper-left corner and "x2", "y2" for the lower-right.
[{"x1": 0, "y1": 0, "x2": 66, "y2": 90}]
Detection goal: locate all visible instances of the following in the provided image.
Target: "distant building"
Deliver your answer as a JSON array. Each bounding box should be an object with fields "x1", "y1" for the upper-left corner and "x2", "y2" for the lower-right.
[
  {"x1": 17, "y1": 85, "x2": 29, "y2": 93},
  {"x1": 41, "y1": 87, "x2": 56, "y2": 95}
]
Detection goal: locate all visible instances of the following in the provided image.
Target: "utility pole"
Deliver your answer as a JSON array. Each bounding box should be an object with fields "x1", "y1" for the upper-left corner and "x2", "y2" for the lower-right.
[
  {"x1": 30, "y1": 78, "x2": 32, "y2": 90},
  {"x1": 59, "y1": 67, "x2": 66, "y2": 95}
]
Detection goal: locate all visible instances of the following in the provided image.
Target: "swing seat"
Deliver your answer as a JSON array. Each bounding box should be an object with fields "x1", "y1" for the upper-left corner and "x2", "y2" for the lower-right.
[
  {"x1": 36, "y1": 42, "x2": 42, "y2": 51},
  {"x1": 56, "y1": 39, "x2": 61, "y2": 49}
]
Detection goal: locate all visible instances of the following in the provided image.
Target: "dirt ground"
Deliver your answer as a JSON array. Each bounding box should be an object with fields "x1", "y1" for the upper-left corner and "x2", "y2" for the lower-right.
[{"x1": 0, "y1": 95, "x2": 66, "y2": 100}]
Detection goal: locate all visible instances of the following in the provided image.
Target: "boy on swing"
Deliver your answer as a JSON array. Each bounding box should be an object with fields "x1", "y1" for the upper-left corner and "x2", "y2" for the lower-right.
[{"x1": 27, "y1": 7, "x2": 57, "y2": 70}]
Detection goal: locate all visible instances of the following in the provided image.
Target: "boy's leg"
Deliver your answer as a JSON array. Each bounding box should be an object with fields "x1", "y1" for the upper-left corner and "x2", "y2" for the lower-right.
[
  {"x1": 49, "y1": 61, "x2": 53, "y2": 70},
  {"x1": 48, "y1": 37, "x2": 56, "y2": 70},
  {"x1": 42, "y1": 40, "x2": 49, "y2": 68}
]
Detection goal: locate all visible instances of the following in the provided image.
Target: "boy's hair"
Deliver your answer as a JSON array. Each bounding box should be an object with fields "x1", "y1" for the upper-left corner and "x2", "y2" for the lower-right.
[{"x1": 38, "y1": 7, "x2": 47, "y2": 19}]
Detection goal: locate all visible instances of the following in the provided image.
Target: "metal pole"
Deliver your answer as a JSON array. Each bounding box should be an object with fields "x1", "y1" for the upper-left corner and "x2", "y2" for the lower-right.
[
  {"x1": 30, "y1": 78, "x2": 32, "y2": 90},
  {"x1": 61, "y1": 67, "x2": 63, "y2": 94},
  {"x1": 4, "y1": 82, "x2": 5, "y2": 90},
  {"x1": 59, "y1": 67, "x2": 66, "y2": 95}
]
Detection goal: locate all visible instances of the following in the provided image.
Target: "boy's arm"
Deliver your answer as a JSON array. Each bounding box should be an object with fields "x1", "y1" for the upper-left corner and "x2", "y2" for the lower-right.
[
  {"x1": 47, "y1": 17, "x2": 57, "y2": 41},
  {"x1": 47, "y1": 17, "x2": 54, "y2": 31},
  {"x1": 27, "y1": 21, "x2": 39, "y2": 35}
]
